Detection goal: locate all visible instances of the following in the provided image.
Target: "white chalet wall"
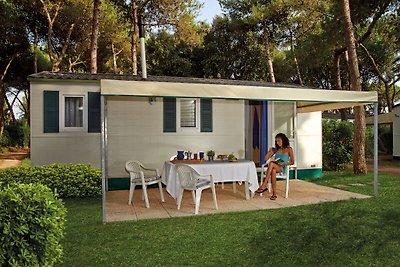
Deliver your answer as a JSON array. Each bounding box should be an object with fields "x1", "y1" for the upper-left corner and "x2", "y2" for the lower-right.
[
  {"x1": 30, "y1": 81, "x2": 101, "y2": 167},
  {"x1": 106, "y1": 97, "x2": 245, "y2": 177}
]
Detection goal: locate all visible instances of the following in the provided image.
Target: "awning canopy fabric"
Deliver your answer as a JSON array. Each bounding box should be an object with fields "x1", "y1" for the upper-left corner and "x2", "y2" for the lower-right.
[{"x1": 101, "y1": 79, "x2": 378, "y2": 113}]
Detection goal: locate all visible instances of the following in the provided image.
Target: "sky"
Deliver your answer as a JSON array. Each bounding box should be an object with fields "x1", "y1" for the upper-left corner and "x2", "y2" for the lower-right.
[{"x1": 198, "y1": 0, "x2": 223, "y2": 23}]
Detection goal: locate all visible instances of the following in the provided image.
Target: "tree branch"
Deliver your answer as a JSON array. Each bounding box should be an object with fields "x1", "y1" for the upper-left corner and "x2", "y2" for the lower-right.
[
  {"x1": 1, "y1": 54, "x2": 15, "y2": 82},
  {"x1": 334, "y1": 1, "x2": 391, "y2": 55},
  {"x1": 359, "y1": 43, "x2": 388, "y2": 83}
]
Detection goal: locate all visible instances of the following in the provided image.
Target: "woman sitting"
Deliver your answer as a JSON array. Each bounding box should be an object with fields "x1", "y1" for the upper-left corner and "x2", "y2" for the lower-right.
[{"x1": 256, "y1": 133, "x2": 294, "y2": 200}]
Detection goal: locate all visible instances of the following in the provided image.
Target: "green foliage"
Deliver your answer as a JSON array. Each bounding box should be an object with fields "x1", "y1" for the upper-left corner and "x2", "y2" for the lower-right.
[
  {"x1": 0, "y1": 132, "x2": 11, "y2": 147},
  {"x1": 20, "y1": 158, "x2": 32, "y2": 168},
  {"x1": 365, "y1": 126, "x2": 374, "y2": 159},
  {"x1": 0, "y1": 122, "x2": 30, "y2": 147},
  {"x1": 0, "y1": 183, "x2": 66, "y2": 266},
  {"x1": 3, "y1": 123, "x2": 24, "y2": 147},
  {"x1": 0, "y1": 164, "x2": 102, "y2": 198},
  {"x1": 322, "y1": 120, "x2": 353, "y2": 171}
]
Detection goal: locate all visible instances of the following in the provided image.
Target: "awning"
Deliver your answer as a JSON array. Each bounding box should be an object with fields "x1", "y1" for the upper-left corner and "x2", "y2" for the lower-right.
[{"x1": 100, "y1": 79, "x2": 378, "y2": 113}]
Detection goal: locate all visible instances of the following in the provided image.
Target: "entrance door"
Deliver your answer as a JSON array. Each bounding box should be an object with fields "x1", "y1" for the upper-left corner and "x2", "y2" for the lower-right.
[{"x1": 271, "y1": 102, "x2": 296, "y2": 144}]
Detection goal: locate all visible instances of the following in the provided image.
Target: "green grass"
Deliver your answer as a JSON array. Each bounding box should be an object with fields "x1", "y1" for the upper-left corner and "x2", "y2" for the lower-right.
[
  {"x1": 60, "y1": 172, "x2": 400, "y2": 266},
  {"x1": 20, "y1": 158, "x2": 32, "y2": 168}
]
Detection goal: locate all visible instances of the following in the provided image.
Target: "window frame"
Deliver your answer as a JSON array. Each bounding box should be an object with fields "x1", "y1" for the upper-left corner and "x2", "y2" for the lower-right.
[
  {"x1": 59, "y1": 92, "x2": 88, "y2": 132},
  {"x1": 177, "y1": 98, "x2": 200, "y2": 132}
]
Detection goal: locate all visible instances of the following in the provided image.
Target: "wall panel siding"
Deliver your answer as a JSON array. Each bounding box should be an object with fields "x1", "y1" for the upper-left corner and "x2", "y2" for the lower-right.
[
  {"x1": 296, "y1": 112, "x2": 322, "y2": 169},
  {"x1": 107, "y1": 97, "x2": 245, "y2": 177},
  {"x1": 30, "y1": 82, "x2": 101, "y2": 167},
  {"x1": 394, "y1": 106, "x2": 400, "y2": 157}
]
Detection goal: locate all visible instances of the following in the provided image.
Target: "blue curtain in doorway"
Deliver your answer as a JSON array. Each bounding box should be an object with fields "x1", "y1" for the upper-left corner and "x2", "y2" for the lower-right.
[
  {"x1": 252, "y1": 108, "x2": 259, "y2": 149},
  {"x1": 260, "y1": 101, "x2": 268, "y2": 164}
]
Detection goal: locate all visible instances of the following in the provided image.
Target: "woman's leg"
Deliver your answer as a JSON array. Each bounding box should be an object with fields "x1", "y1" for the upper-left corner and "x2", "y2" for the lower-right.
[
  {"x1": 271, "y1": 169, "x2": 277, "y2": 198},
  {"x1": 258, "y1": 163, "x2": 282, "y2": 191}
]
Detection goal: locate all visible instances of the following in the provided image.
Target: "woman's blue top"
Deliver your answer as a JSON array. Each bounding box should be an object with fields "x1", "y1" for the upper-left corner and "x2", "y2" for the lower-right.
[{"x1": 275, "y1": 153, "x2": 290, "y2": 174}]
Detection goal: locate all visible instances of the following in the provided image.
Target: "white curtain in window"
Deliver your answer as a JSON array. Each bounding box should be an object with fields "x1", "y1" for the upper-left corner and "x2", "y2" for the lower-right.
[
  {"x1": 65, "y1": 97, "x2": 83, "y2": 127},
  {"x1": 180, "y1": 99, "x2": 196, "y2": 127},
  {"x1": 273, "y1": 102, "x2": 294, "y2": 138}
]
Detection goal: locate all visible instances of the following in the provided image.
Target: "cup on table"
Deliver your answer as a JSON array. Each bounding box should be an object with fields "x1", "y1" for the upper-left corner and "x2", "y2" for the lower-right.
[
  {"x1": 199, "y1": 152, "x2": 204, "y2": 160},
  {"x1": 194, "y1": 153, "x2": 198, "y2": 160}
]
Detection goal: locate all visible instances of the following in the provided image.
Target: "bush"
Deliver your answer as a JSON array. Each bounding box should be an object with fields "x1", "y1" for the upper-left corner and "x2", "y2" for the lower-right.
[
  {"x1": 0, "y1": 164, "x2": 102, "y2": 198},
  {"x1": 322, "y1": 120, "x2": 353, "y2": 171},
  {"x1": 0, "y1": 131, "x2": 11, "y2": 147},
  {"x1": 4, "y1": 123, "x2": 24, "y2": 147},
  {"x1": 0, "y1": 183, "x2": 66, "y2": 266},
  {"x1": 365, "y1": 126, "x2": 374, "y2": 159}
]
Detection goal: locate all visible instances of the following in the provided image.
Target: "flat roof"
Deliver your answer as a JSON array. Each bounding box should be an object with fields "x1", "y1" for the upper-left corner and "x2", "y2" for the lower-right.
[{"x1": 29, "y1": 71, "x2": 378, "y2": 113}]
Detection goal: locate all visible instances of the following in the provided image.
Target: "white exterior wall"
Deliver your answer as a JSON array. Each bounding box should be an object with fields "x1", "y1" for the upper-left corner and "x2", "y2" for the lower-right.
[
  {"x1": 30, "y1": 81, "x2": 101, "y2": 167},
  {"x1": 296, "y1": 112, "x2": 322, "y2": 169},
  {"x1": 394, "y1": 106, "x2": 400, "y2": 158},
  {"x1": 107, "y1": 97, "x2": 245, "y2": 177},
  {"x1": 31, "y1": 81, "x2": 245, "y2": 177}
]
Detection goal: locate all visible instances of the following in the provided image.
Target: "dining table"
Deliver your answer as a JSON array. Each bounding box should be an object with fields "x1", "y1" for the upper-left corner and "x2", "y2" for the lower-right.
[{"x1": 162, "y1": 159, "x2": 259, "y2": 201}]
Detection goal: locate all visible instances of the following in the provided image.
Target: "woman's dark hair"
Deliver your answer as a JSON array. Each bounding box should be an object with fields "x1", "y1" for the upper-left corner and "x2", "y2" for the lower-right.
[{"x1": 275, "y1": 133, "x2": 290, "y2": 148}]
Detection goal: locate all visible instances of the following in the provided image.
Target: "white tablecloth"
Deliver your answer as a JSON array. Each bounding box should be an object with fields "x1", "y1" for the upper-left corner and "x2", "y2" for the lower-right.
[{"x1": 163, "y1": 160, "x2": 259, "y2": 199}]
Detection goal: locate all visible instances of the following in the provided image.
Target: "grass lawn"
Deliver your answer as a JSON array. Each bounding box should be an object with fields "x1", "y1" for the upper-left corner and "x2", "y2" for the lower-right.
[{"x1": 60, "y1": 172, "x2": 400, "y2": 266}]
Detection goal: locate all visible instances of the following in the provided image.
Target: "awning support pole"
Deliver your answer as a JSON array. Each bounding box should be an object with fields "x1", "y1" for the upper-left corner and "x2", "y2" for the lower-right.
[
  {"x1": 373, "y1": 102, "x2": 378, "y2": 197},
  {"x1": 101, "y1": 95, "x2": 108, "y2": 223}
]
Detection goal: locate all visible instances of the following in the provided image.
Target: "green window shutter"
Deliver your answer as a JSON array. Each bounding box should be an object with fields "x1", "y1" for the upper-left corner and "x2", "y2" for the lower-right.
[
  {"x1": 163, "y1": 98, "x2": 176, "y2": 132},
  {"x1": 88, "y1": 92, "x2": 101, "y2": 133},
  {"x1": 43, "y1": 91, "x2": 59, "y2": 133},
  {"x1": 200, "y1": 99, "x2": 213, "y2": 132}
]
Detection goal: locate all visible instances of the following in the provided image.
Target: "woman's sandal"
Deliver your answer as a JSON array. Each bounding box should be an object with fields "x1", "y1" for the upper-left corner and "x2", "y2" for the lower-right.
[
  {"x1": 256, "y1": 187, "x2": 268, "y2": 193},
  {"x1": 270, "y1": 195, "x2": 277, "y2": 200}
]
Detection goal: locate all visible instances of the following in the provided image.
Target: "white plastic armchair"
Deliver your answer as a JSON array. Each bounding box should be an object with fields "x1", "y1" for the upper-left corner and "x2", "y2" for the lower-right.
[
  {"x1": 259, "y1": 155, "x2": 296, "y2": 198},
  {"x1": 125, "y1": 160, "x2": 165, "y2": 208},
  {"x1": 176, "y1": 164, "x2": 218, "y2": 215}
]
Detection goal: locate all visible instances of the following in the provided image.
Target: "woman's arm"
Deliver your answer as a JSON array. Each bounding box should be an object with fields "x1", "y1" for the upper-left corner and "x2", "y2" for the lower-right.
[
  {"x1": 287, "y1": 147, "x2": 295, "y2": 165},
  {"x1": 264, "y1": 147, "x2": 275, "y2": 162}
]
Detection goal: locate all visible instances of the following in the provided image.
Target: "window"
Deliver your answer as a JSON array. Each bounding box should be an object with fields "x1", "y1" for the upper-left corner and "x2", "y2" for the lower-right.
[
  {"x1": 163, "y1": 98, "x2": 212, "y2": 133},
  {"x1": 180, "y1": 99, "x2": 197, "y2": 128},
  {"x1": 44, "y1": 91, "x2": 100, "y2": 133},
  {"x1": 60, "y1": 93, "x2": 87, "y2": 132},
  {"x1": 64, "y1": 97, "x2": 83, "y2": 127}
]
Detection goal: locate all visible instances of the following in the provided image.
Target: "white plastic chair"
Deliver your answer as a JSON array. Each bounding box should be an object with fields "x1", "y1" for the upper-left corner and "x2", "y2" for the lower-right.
[
  {"x1": 176, "y1": 164, "x2": 218, "y2": 215},
  {"x1": 257, "y1": 140, "x2": 296, "y2": 198},
  {"x1": 125, "y1": 160, "x2": 165, "y2": 208},
  {"x1": 259, "y1": 158, "x2": 292, "y2": 198}
]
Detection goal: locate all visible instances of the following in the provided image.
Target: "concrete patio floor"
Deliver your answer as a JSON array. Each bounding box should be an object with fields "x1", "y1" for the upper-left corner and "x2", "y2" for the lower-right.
[{"x1": 105, "y1": 180, "x2": 370, "y2": 222}]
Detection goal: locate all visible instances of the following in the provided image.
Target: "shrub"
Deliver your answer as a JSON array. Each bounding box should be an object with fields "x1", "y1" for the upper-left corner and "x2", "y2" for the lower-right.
[
  {"x1": 22, "y1": 123, "x2": 30, "y2": 147},
  {"x1": 4, "y1": 123, "x2": 24, "y2": 147},
  {"x1": 0, "y1": 164, "x2": 102, "y2": 198},
  {"x1": 0, "y1": 183, "x2": 66, "y2": 266},
  {"x1": 0, "y1": 131, "x2": 11, "y2": 147},
  {"x1": 322, "y1": 120, "x2": 353, "y2": 171},
  {"x1": 365, "y1": 126, "x2": 374, "y2": 159}
]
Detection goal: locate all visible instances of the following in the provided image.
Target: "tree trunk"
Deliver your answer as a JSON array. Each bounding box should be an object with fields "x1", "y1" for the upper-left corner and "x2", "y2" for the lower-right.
[
  {"x1": 0, "y1": 55, "x2": 15, "y2": 135},
  {"x1": 0, "y1": 82, "x2": 5, "y2": 136},
  {"x1": 131, "y1": 0, "x2": 138, "y2": 75},
  {"x1": 112, "y1": 43, "x2": 123, "y2": 74},
  {"x1": 340, "y1": 0, "x2": 367, "y2": 174},
  {"x1": 24, "y1": 89, "x2": 30, "y2": 127},
  {"x1": 5, "y1": 96, "x2": 16, "y2": 124},
  {"x1": 90, "y1": 0, "x2": 101, "y2": 74},
  {"x1": 290, "y1": 32, "x2": 303, "y2": 86},
  {"x1": 333, "y1": 51, "x2": 348, "y2": 120},
  {"x1": 264, "y1": 29, "x2": 275, "y2": 83},
  {"x1": 34, "y1": 26, "x2": 38, "y2": 73},
  {"x1": 51, "y1": 23, "x2": 75, "y2": 72}
]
